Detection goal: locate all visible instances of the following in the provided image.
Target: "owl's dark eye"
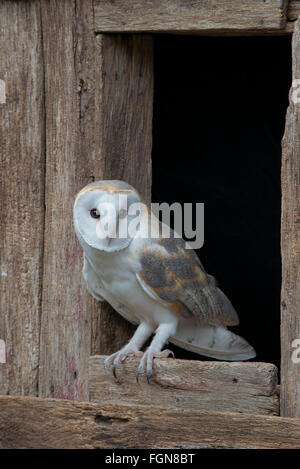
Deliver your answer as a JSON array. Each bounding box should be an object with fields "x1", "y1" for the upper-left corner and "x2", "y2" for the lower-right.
[
  {"x1": 119, "y1": 208, "x2": 127, "y2": 219},
  {"x1": 90, "y1": 208, "x2": 100, "y2": 219}
]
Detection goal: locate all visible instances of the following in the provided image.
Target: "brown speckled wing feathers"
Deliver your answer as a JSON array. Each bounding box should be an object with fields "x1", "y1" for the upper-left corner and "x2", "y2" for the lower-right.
[{"x1": 138, "y1": 237, "x2": 239, "y2": 326}]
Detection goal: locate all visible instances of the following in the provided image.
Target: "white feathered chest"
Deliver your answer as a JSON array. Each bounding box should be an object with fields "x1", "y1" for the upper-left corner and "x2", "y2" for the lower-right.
[{"x1": 82, "y1": 238, "x2": 178, "y2": 327}]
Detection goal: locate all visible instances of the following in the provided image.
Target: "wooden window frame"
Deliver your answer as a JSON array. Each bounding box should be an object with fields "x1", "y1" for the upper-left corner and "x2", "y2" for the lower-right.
[
  {"x1": 91, "y1": 0, "x2": 300, "y2": 419},
  {"x1": 0, "y1": 0, "x2": 299, "y2": 448}
]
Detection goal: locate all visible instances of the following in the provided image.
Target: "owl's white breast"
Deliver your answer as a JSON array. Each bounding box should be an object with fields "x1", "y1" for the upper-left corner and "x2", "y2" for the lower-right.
[{"x1": 81, "y1": 237, "x2": 175, "y2": 328}]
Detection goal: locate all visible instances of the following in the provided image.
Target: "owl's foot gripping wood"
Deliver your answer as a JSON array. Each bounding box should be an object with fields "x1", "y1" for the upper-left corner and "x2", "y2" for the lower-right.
[
  {"x1": 136, "y1": 322, "x2": 177, "y2": 384},
  {"x1": 136, "y1": 348, "x2": 174, "y2": 384},
  {"x1": 104, "y1": 322, "x2": 155, "y2": 380},
  {"x1": 104, "y1": 348, "x2": 143, "y2": 379},
  {"x1": 104, "y1": 321, "x2": 178, "y2": 383}
]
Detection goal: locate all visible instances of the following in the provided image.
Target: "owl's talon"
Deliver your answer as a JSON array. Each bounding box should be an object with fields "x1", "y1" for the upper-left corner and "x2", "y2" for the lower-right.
[
  {"x1": 136, "y1": 361, "x2": 145, "y2": 384},
  {"x1": 105, "y1": 347, "x2": 144, "y2": 380},
  {"x1": 104, "y1": 351, "x2": 119, "y2": 377},
  {"x1": 112, "y1": 362, "x2": 118, "y2": 379},
  {"x1": 162, "y1": 349, "x2": 175, "y2": 358},
  {"x1": 136, "y1": 353, "x2": 147, "y2": 384},
  {"x1": 135, "y1": 347, "x2": 175, "y2": 384},
  {"x1": 104, "y1": 361, "x2": 110, "y2": 376},
  {"x1": 112, "y1": 354, "x2": 123, "y2": 379}
]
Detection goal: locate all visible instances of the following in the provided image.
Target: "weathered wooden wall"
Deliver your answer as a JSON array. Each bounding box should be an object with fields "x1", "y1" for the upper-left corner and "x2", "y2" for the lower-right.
[
  {"x1": 0, "y1": 1, "x2": 299, "y2": 426},
  {"x1": 0, "y1": 0, "x2": 45, "y2": 396},
  {"x1": 0, "y1": 0, "x2": 153, "y2": 399},
  {"x1": 280, "y1": 15, "x2": 300, "y2": 418}
]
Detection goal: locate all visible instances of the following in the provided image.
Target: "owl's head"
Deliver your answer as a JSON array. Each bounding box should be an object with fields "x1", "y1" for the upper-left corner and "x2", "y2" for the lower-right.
[{"x1": 73, "y1": 180, "x2": 143, "y2": 252}]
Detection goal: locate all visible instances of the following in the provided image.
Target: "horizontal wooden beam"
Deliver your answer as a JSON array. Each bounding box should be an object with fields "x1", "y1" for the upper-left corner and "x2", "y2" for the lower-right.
[
  {"x1": 1, "y1": 395, "x2": 300, "y2": 448},
  {"x1": 94, "y1": 0, "x2": 288, "y2": 34},
  {"x1": 89, "y1": 355, "x2": 279, "y2": 416}
]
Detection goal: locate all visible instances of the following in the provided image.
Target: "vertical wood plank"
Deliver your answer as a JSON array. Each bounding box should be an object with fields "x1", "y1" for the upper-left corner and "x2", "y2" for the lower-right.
[
  {"x1": 0, "y1": 1, "x2": 45, "y2": 396},
  {"x1": 281, "y1": 15, "x2": 300, "y2": 417},
  {"x1": 38, "y1": 0, "x2": 101, "y2": 400},
  {"x1": 91, "y1": 34, "x2": 153, "y2": 355}
]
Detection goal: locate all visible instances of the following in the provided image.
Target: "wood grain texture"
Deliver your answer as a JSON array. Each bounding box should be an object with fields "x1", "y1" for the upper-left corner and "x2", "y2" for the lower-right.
[
  {"x1": 94, "y1": 0, "x2": 287, "y2": 34},
  {"x1": 1, "y1": 394, "x2": 300, "y2": 449},
  {"x1": 0, "y1": 1, "x2": 45, "y2": 396},
  {"x1": 280, "y1": 16, "x2": 300, "y2": 418},
  {"x1": 38, "y1": 0, "x2": 103, "y2": 401},
  {"x1": 288, "y1": 0, "x2": 300, "y2": 20},
  {"x1": 92, "y1": 34, "x2": 153, "y2": 355},
  {"x1": 89, "y1": 356, "x2": 279, "y2": 416}
]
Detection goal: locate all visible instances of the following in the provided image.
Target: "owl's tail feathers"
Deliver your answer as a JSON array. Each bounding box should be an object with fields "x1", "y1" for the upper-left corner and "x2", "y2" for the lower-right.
[{"x1": 169, "y1": 323, "x2": 256, "y2": 361}]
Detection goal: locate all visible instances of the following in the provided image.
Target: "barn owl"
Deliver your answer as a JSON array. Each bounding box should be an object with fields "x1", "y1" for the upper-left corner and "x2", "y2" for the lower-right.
[{"x1": 73, "y1": 180, "x2": 255, "y2": 382}]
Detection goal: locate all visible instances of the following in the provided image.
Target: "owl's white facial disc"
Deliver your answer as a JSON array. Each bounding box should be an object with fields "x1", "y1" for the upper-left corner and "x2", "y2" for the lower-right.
[{"x1": 73, "y1": 181, "x2": 142, "y2": 253}]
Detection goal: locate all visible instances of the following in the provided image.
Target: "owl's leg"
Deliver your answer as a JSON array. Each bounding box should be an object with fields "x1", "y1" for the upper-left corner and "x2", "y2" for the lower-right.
[
  {"x1": 104, "y1": 322, "x2": 155, "y2": 379},
  {"x1": 136, "y1": 322, "x2": 177, "y2": 384}
]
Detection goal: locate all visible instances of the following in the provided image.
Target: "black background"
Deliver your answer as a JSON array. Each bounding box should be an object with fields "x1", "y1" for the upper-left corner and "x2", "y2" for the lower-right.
[{"x1": 152, "y1": 35, "x2": 292, "y2": 369}]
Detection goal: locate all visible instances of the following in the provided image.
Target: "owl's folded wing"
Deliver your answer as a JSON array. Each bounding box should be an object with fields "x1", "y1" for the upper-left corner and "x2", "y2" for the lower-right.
[{"x1": 136, "y1": 237, "x2": 239, "y2": 327}]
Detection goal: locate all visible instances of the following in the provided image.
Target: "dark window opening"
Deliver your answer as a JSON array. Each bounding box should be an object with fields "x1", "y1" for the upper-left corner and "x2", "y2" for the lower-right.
[{"x1": 152, "y1": 35, "x2": 292, "y2": 369}]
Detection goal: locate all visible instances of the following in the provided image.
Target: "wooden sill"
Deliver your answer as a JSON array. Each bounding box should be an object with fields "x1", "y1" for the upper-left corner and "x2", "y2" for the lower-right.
[{"x1": 89, "y1": 355, "x2": 279, "y2": 416}]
